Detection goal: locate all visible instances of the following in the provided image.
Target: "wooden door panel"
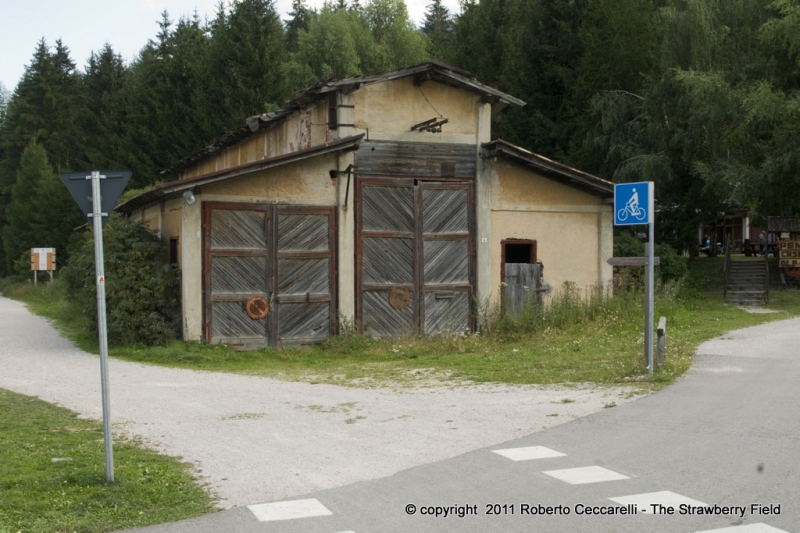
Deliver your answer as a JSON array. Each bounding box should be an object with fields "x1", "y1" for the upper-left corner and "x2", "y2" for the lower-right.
[
  {"x1": 363, "y1": 238, "x2": 414, "y2": 284},
  {"x1": 274, "y1": 207, "x2": 336, "y2": 345},
  {"x1": 210, "y1": 210, "x2": 266, "y2": 249},
  {"x1": 211, "y1": 256, "x2": 268, "y2": 294},
  {"x1": 423, "y1": 240, "x2": 469, "y2": 285},
  {"x1": 362, "y1": 290, "x2": 416, "y2": 337},
  {"x1": 362, "y1": 185, "x2": 414, "y2": 232},
  {"x1": 420, "y1": 182, "x2": 473, "y2": 335},
  {"x1": 277, "y1": 259, "x2": 330, "y2": 294},
  {"x1": 278, "y1": 214, "x2": 331, "y2": 251},
  {"x1": 205, "y1": 204, "x2": 271, "y2": 345},
  {"x1": 423, "y1": 290, "x2": 471, "y2": 334},
  {"x1": 277, "y1": 302, "x2": 329, "y2": 342},
  {"x1": 211, "y1": 301, "x2": 268, "y2": 340},
  {"x1": 422, "y1": 188, "x2": 469, "y2": 234}
]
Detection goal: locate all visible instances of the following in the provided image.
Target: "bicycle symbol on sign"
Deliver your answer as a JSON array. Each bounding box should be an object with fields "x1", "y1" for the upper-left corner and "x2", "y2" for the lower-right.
[{"x1": 617, "y1": 187, "x2": 647, "y2": 222}]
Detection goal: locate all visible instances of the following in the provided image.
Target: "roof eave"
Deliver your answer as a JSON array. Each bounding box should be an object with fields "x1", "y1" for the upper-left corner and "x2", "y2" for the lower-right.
[
  {"x1": 481, "y1": 140, "x2": 613, "y2": 198},
  {"x1": 116, "y1": 134, "x2": 365, "y2": 215}
]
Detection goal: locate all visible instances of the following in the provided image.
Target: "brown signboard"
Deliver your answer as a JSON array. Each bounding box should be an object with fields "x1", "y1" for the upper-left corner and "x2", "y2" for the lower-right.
[
  {"x1": 779, "y1": 239, "x2": 800, "y2": 268},
  {"x1": 30, "y1": 248, "x2": 55, "y2": 271}
]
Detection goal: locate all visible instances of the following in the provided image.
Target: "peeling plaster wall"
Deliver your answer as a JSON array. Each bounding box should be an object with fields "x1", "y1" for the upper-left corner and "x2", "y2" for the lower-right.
[
  {"x1": 488, "y1": 160, "x2": 612, "y2": 304},
  {"x1": 179, "y1": 102, "x2": 328, "y2": 180},
  {"x1": 353, "y1": 77, "x2": 479, "y2": 143},
  {"x1": 199, "y1": 154, "x2": 338, "y2": 205}
]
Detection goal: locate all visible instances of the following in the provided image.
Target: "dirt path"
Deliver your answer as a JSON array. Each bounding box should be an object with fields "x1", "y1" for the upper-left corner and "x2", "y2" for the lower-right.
[{"x1": 0, "y1": 296, "x2": 640, "y2": 508}]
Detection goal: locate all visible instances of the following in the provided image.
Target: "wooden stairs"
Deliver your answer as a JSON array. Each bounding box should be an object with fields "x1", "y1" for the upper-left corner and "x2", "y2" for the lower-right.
[{"x1": 725, "y1": 259, "x2": 769, "y2": 306}]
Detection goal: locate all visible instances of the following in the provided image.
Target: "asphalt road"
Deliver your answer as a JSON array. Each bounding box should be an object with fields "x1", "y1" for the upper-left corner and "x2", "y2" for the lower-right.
[{"x1": 123, "y1": 318, "x2": 800, "y2": 533}]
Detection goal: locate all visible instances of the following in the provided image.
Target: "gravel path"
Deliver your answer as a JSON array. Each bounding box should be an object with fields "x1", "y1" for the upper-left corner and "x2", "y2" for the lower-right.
[{"x1": 0, "y1": 296, "x2": 640, "y2": 509}]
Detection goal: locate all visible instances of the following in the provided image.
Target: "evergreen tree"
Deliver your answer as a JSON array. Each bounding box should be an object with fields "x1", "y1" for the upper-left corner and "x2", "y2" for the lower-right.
[
  {"x1": 125, "y1": 12, "x2": 211, "y2": 186},
  {"x1": 286, "y1": 0, "x2": 312, "y2": 53},
  {"x1": 202, "y1": 0, "x2": 287, "y2": 137},
  {"x1": 79, "y1": 44, "x2": 130, "y2": 171},
  {"x1": 0, "y1": 39, "x2": 81, "y2": 273},
  {"x1": 422, "y1": 0, "x2": 452, "y2": 60}
]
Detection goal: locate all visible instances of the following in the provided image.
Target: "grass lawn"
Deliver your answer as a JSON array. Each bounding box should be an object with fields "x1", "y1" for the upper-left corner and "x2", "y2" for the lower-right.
[
  {"x1": 0, "y1": 389, "x2": 216, "y2": 533},
  {"x1": 4, "y1": 256, "x2": 800, "y2": 392}
]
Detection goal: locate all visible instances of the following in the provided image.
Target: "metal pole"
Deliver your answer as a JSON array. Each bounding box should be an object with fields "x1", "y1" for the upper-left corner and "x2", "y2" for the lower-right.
[
  {"x1": 90, "y1": 171, "x2": 114, "y2": 483},
  {"x1": 34, "y1": 270, "x2": 37, "y2": 287},
  {"x1": 646, "y1": 220, "x2": 655, "y2": 377}
]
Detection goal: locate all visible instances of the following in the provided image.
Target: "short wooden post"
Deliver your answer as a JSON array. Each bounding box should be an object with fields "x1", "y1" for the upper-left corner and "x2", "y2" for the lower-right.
[{"x1": 656, "y1": 316, "x2": 667, "y2": 368}]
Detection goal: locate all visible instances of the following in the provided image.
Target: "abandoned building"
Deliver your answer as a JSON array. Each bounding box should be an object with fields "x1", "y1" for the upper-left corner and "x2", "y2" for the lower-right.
[{"x1": 117, "y1": 61, "x2": 614, "y2": 346}]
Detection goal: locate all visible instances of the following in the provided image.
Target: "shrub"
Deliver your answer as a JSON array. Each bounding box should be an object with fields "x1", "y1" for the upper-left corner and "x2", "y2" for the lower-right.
[
  {"x1": 613, "y1": 231, "x2": 687, "y2": 282},
  {"x1": 62, "y1": 214, "x2": 181, "y2": 346}
]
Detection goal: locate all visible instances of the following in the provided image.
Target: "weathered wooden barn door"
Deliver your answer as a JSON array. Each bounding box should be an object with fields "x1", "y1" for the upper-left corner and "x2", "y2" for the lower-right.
[
  {"x1": 357, "y1": 179, "x2": 418, "y2": 336},
  {"x1": 503, "y1": 263, "x2": 543, "y2": 315},
  {"x1": 421, "y1": 182, "x2": 474, "y2": 334},
  {"x1": 204, "y1": 203, "x2": 336, "y2": 347},
  {"x1": 204, "y1": 203, "x2": 272, "y2": 346},
  {"x1": 274, "y1": 206, "x2": 337, "y2": 345},
  {"x1": 357, "y1": 179, "x2": 474, "y2": 336}
]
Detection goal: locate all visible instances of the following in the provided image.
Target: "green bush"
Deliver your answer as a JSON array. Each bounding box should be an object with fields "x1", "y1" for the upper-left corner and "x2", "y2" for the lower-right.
[
  {"x1": 62, "y1": 214, "x2": 181, "y2": 346},
  {"x1": 613, "y1": 231, "x2": 687, "y2": 282}
]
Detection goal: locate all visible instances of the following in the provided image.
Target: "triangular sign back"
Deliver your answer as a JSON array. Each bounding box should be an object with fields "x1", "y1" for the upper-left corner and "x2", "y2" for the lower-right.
[{"x1": 60, "y1": 171, "x2": 132, "y2": 227}]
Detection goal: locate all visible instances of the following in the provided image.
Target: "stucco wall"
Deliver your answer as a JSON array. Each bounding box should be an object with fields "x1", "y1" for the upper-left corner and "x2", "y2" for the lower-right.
[
  {"x1": 162, "y1": 198, "x2": 182, "y2": 268},
  {"x1": 353, "y1": 77, "x2": 479, "y2": 144},
  {"x1": 180, "y1": 102, "x2": 327, "y2": 179},
  {"x1": 199, "y1": 153, "x2": 338, "y2": 204},
  {"x1": 488, "y1": 160, "x2": 612, "y2": 304}
]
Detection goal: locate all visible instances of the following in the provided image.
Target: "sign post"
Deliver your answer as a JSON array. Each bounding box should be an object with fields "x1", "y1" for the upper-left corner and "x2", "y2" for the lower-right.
[
  {"x1": 30, "y1": 248, "x2": 56, "y2": 286},
  {"x1": 61, "y1": 170, "x2": 131, "y2": 483},
  {"x1": 613, "y1": 181, "x2": 655, "y2": 377}
]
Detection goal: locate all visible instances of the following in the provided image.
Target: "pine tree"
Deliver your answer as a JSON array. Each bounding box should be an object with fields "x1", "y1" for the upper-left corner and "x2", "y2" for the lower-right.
[
  {"x1": 0, "y1": 39, "x2": 81, "y2": 273},
  {"x1": 286, "y1": 0, "x2": 312, "y2": 53},
  {"x1": 200, "y1": 0, "x2": 287, "y2": 143},
  {"x1": 421, "y1": 0, "x2": 452, "y2": 60},
  {"x1": 79, "y1": 44, "x2": 130, "y2": 171}
]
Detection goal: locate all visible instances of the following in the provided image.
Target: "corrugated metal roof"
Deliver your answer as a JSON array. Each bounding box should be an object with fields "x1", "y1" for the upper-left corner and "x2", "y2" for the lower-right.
[
  {"x1": 163, "y1": 61, "x2": 525, "y2": 177},
  {"x1": 481, "y1": 139, "x2": 614, "y2": 198}
]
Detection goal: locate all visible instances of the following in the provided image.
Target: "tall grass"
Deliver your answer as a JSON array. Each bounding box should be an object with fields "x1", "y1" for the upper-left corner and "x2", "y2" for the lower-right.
[{"x1": 482, "y1": 275, "x2": 680, "y2": 343}]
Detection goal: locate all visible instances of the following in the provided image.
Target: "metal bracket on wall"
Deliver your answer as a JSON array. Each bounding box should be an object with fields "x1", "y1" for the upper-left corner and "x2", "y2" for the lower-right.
[{"x1": 329, "y1": 164, "x2": 356, "y2": 211}]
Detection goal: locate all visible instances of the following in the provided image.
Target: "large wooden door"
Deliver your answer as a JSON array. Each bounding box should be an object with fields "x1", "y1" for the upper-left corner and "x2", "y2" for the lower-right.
[
  {"x1": 274, "y1": 206, "x2": 337, "y2": 345},
  {"x1": 204, "y1": 203, "x2": 272, "y2": 346},
  {"x1": 420, "y1": 182, "x2": 473, "y2": 334},
  {"x1": 204, "y1": 203, "x2": 336, "y2": 347},
  {"x1": 356, "y1": 178, "x2": 474, "y2": 336}
]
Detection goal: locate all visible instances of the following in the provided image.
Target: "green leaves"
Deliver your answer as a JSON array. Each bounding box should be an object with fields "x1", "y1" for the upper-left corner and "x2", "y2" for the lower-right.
[{"x1": 63, "y1": 215, "x2": 181, "y2": 346}]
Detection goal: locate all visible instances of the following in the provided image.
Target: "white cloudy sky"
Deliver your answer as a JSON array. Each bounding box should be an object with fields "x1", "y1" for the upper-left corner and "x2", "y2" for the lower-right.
[{"x1": 1, "y1": 0, "x2": 461, "y2": 93}]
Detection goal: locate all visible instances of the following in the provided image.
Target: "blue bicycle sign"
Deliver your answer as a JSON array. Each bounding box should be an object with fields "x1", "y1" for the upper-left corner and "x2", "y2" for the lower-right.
[{"x1": 614, "y1": 182, "x2": 652, "y2": 226}]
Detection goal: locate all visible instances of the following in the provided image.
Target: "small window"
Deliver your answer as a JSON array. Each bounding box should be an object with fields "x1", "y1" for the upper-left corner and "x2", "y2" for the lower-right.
[
  {"x1": 501, "y1": 239, "x2": 537, "y2": 283},
  {"x1": 169, "y1": 237, "x2": 179, "y2": 266}
]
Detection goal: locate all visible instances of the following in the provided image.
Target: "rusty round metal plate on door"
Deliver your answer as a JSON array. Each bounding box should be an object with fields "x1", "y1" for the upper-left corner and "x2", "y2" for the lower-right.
[
  {"x1": 246, "y1": 296, "x2": 269, "y2": 320},
  {"x1": 388, "y1": 287, "x2": 411, "y2": 310}
]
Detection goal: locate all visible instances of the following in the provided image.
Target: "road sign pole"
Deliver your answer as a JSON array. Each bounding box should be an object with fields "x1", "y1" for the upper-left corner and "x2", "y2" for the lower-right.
[
  {"x1": 90, "y1": 171, "x2": 114, "y2": 483},
  {"x1": 646, "y1": 197, "x2": 655, "y2": 377}
]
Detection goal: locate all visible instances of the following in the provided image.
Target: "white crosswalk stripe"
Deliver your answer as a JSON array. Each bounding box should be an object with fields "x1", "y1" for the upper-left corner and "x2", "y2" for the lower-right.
[
  {"x1": 694, "y1": 524, "x2": 789, "y2": 533},
  {"x1": 609, "y1": 490, "x2": 706, "y2": 514},
  {"x1": 542, "y1": 465, "x2": 630, "y2": 484},
  {"x1": 491, "y1": 445, "x2": 566, "y2": 461},
  {"x1": 247, "y1": 498, "x2": 333, "y2": 522}
]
